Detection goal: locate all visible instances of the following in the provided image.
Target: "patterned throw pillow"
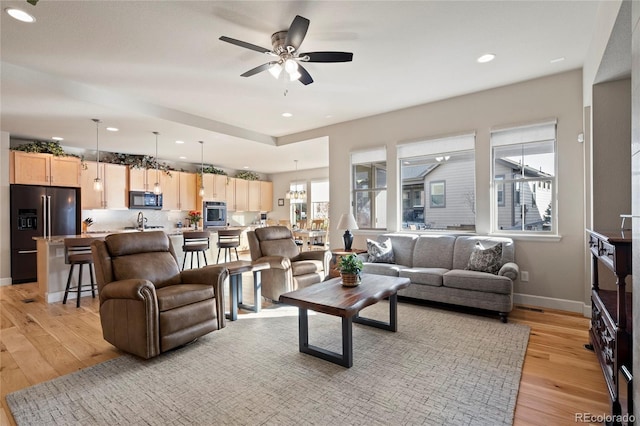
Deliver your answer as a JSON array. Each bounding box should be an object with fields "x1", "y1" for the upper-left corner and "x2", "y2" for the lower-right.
[
  {"x1": 367, "y1": 238, "x2": 395, "y2": 263},
  {"x1": 465, "y1": 242, "x2": 503, "y2": 274}
]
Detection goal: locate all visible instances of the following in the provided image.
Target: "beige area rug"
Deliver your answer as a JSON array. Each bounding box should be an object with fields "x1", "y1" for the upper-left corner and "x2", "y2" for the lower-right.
[{"x1": 7, "y1": 302, "x2": 530, "y2": 425}]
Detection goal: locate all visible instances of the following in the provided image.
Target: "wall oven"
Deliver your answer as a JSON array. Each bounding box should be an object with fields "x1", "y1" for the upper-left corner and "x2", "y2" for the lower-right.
[{"x1": 203, "y1": 201, "x2": 227, "y2": 227}]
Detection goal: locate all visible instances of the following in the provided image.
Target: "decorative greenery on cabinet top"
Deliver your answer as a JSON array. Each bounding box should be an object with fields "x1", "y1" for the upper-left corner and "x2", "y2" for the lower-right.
[
  {"x1": 11, "y1": 141, "x2": 77, "y2": 157},
  {"x1": 200, "y1": 165, "x2": 227, "y2": 175},
  {"x1": 235, "y1": 170, "x2": 260, "y2": 181}
]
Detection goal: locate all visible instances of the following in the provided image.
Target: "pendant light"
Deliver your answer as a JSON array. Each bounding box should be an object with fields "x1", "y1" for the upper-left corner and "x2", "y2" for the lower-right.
[
  {"x1": 286, "y1": 160, "x2": 306, "y2": 200},
  {"x1": 199, "y1": 141, "x2": 205, "y2": 197},
  {"x1": 153, "y1": 131, "x2": 161, "y2": 194},
  {"x1": 92, "y1": 118, "x2": 103, "y2": 192}
]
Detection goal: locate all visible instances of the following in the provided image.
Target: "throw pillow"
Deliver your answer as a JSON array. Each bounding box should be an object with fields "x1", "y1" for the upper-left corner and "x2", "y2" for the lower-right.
[
  {"x1": 367, "y1": 238, "x2": 395, "y2": 263},
  {"x1": 465, "y1": 242, "x2": 503, "y2": 274}
]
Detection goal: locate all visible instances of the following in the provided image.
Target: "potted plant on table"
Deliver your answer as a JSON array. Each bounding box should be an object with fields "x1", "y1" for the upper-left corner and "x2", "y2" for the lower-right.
[
  {"x1": 186, "y1": 210, "x2": 202, "y2": 230},
  {"x1": 338, "y1": 253, "x2": 364, "y2": 287}
]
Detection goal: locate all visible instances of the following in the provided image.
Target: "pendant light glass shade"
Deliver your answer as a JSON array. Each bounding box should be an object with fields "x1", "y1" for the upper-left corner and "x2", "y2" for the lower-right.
[
  {"x1": 199, "y1": 141, "x2": 205, "y2": 197},
  {"x1": 153, "y1": 132, "x2": 161, "y2": 194},
  {"x1": 286, "y1": 160, "x2": 306, "y2": 200},
  {"x1": 92, "y1": 118, "x2": 103, "y2": 192}
]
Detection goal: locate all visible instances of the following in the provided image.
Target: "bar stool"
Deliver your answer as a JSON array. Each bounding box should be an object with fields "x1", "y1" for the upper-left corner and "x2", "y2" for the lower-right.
[
  {"x1": 63, "y1": 237, "x2": 98, "y2": 308},
  {"x1": 217, "y1": 229, "x2": 242, "y2": 263},
  {"x1": 182, "y1": 231, "x2": 210, "y2": 270}
]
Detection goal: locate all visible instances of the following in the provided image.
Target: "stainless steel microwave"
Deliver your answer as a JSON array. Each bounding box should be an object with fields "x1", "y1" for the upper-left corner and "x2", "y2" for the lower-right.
[{"x1": 129, "y1": 191, "x2": 162, "y2": 210}]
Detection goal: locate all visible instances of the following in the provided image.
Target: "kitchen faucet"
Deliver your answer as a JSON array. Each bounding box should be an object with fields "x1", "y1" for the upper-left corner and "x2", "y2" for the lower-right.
[{"x1": 137, "y1": 211, "x2": 145, "y2": 230}]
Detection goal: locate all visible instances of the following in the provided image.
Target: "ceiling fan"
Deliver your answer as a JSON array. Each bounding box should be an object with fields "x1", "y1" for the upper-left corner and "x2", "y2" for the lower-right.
[{"x1": 219, "y1": 15, "x2": 353, "y2": 85}]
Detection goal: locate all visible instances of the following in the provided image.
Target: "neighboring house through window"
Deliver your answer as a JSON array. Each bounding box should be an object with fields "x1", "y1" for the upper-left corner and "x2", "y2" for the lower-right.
[
  {"x1": 491, "y1": 120, "x2": 556, "y2": 233},
  {"x1": 398, "y1": 133, "x2": 476, "y2": 231},
  {"x1": 351, "y1": 147, "x2": 387, "y2": 229}
]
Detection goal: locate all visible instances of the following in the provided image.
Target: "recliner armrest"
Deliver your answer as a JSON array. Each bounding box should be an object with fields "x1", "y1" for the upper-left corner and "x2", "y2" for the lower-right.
[
  {"x1": 256, "y1": 256, "x2": 292, "y2": 270},
  {"x1": 100, "y1": 278, "x2": 156, "y2": 301},
  {"x1": 498, "y1": 262, "x2": 519, "y2": 281},
  {"x1": 181, "y1": 266, "x2": 229, "y2": 301},
  {"x1": 295, "y1": 250, "x2": 330, "y2": 262}
]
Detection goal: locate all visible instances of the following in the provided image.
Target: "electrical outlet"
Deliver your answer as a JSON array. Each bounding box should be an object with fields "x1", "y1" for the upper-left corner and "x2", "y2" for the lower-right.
[{"x1": 521, "y1": 271, "x2": 529, "y2": 282}]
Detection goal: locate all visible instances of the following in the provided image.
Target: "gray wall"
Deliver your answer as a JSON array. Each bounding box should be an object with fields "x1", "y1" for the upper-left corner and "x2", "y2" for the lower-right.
[{"x1": 0, "y1": 132, "x2": 10, "y2": 285}]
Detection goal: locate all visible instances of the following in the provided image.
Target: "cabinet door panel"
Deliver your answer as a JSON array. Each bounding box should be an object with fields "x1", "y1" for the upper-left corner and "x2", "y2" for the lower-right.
[
  {"x1": 248, "y1": 181, "x2": 261, "y2": 211},
  {"x1": 11, "y1": 151, "x2": 50, "y2": 185},
  {"x1": 160, "y1": 172, "x2": 180, "y2": 210},
  {"x1": 103, "y1": 164, "x2": 128, "y2": 209},
  {"x1": 202, "y1": 174, "x2": 215, "y2": 200},
  {"x1": 213, "y1": 174, "x2": 227, "y2": 201},
  {"x1": 226, "y1": 178, "x2": 236, "y2": 211},
  {"x1": 179, "y1": 172, "x2": 197, "y2": 211},
  {"x1": 234, "y1": 179, "x2": 249, "y2": 211},
  {"x1": 129, "y1": 168, "x2": 148, "y2": 191},
  {"x1": 260, "y1": 181, "x2": 273, "y2": 211},
  {"x1": 80, "y1": 161, "x2": 103, "y2": 209},
  {"x1": 50, "y1": 156, "x2": 81, "y2": 187}
]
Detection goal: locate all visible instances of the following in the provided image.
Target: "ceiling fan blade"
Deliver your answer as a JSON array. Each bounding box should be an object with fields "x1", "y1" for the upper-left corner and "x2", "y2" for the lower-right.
[
  {"x1": 240, "y1": 62, "x2": 278, "y2": 77},
  {"x1": 219, "y1": 36, "x2": 271, "y2": 54},
  {"x1": 297, "y1": 64, "x2": 314, "y2": 85},
  {"x1": 301, "y1": 51, "x2": 353, "y2": 63},
  {"x1": 285, "y1": 15, "x2": 309, "y2": 51}
]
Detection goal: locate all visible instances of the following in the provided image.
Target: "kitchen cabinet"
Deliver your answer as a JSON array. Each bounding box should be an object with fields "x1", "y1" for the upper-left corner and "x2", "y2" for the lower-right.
[
  {"x1": 226, "y1": 177, "x2": 236, "y2": 211},
  {"x1": 81, "y1": 162, "x2": 128, "y2": 209},
  {"x1": 260, "y1": 181, "x2": 273, "y2": 212},
  {"x1": 10, "y1": 151, "x2": 81, "y2": 187},
  {"x1": 161, "y1": 171, "x2": 197, "y2": 211},
  {"x1": 129, "y1": 168, "x2": 155, "y2": 192},
  {"x1": 248, "y1": 181, "x2": 261, "y2": 212},
  {"x1": 234, "y1": 178, "x2": 249, "y2": 211},
  {"x1": 201, "y1": 173, "x2": 227, "y2": 202}
]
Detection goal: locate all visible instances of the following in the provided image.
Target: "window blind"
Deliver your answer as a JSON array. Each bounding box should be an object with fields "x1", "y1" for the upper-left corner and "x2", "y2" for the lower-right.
[
  {"x1": 491, "y1": 120, "x2": 557, "y2": 147},
  {"x1": 351, "y1": 146, "x2": 386, "y2": 164},
  {"x1": 397, "y1": 133, "x2": 475, "y2": 158}
]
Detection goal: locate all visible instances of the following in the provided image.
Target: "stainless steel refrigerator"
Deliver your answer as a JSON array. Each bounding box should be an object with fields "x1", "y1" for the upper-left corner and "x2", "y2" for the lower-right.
[{"x1": 10, "y1": 184, "x2": 80, "y2": 284}]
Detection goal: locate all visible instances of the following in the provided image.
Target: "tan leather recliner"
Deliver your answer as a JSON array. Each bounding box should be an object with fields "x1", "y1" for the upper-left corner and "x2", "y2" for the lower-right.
[
  {"x1": 91, "y1": 231, "x2": 228, "y2": 359},
  {"x1": 247, "y1": 226, "x2": 330, "y2": 301}
]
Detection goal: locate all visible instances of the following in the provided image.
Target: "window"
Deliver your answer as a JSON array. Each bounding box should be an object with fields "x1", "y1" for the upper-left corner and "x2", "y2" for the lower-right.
[
  {"x1": 398, "y1": 133, "x2": 475, "y2": 231},
  {"x1": 288, "y1": 183, "x2": 307, "y2": 224},
  {"x1": 351, "y1": 148, "x2": 386, "y2": 229},
  {"x1": 491, "y1": 121, "x2": 556, "y2": 233},
  {"x1": 310, "y1": 180, "x2": 329, "y2": 220},
  {"x1": 429, "y1": 181, "x2": 445, "y2": 208}
]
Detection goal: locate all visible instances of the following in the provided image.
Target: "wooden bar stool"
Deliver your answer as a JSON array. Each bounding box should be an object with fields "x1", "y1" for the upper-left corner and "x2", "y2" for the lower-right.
[
  {"x1": 182, "y1": 230, "x2": 210, "y2": 270},
  {"x1": 63, "y1": 237, "x2": 98, "y2": 308},
  {"x1": 217, "y1": 229, "x2": 242, "y2": 263}
]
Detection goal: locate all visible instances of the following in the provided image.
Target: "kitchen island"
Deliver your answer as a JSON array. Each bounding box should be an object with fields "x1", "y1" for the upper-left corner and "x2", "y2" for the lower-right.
[{"x1": 35, "y1": 227, "x2": 250, "y2": 304}]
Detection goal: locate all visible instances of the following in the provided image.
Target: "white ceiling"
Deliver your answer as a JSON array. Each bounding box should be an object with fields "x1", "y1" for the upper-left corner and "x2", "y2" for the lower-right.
[{"x1": 1, "y1": 1, "x2": 601, "y2": 174}]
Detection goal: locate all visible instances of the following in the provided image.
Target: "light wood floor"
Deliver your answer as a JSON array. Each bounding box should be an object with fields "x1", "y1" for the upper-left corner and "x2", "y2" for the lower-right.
[{"x1": 0, "y1": 282, "x2": 610, "y2": 426}]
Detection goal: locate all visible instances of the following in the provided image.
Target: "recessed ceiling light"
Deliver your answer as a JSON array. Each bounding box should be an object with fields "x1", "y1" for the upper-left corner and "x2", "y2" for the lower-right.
[
  {"x1": 282, "y1": 112, "x2": 293, "y2": 118},
  {"x1": 5, "y1": 8, "x2": 35, "y2": 23},
  {"x1": 477, "y1": 53, "x2": 496, "y2": 63},
  {"x1": 52, "y1": 136, "x2": 64, "y2": 141},
  {"x1": 243, "y1": 166, "x2": 249, "y2": 169},
  {"x1": 106, "y1": 127, "x2": 118, "y2": 132},
  {"x1": 325, "y1": 115, "x2": 332, "y2": 118},
  {"x1": 179, "y1": 156, "x2": 187, "y2": 160},
  {"x1": 175, "y1": 140, "x2": 184, "y2": 144},
  {"x1": 550, "y1": 57, "x2": 565, "y2": 64}
]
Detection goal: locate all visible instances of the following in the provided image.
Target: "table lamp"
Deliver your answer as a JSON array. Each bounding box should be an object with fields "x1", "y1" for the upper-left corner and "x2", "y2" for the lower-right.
[{"x1": 336, "y1": 213, "x2": 359, "y2": 251}]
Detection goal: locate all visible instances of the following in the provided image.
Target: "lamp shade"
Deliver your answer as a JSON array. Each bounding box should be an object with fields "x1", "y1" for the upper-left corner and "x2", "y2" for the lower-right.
[{"x1": 336, "y1": 213, "x2": 358, "y2": 230}]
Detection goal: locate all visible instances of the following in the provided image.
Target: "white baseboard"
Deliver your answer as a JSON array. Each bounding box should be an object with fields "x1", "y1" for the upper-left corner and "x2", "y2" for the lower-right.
[
  {"x1": 514, "y1": 293, "x2": 590, "y2": 317},
  {"x1": 0, "y1": 277, "x2": 12, "y2": 287}
]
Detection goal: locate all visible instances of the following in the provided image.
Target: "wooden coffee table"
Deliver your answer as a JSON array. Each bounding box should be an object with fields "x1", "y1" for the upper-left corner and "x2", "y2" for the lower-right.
[{"x1": 279, "y1": 273, "x2": 410, "y2": 368}]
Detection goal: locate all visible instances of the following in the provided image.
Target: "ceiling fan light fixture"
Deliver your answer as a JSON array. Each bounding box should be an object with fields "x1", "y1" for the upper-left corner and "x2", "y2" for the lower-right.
[
  {"x1": 5, "y1": 8, "x2": 35, "y2": 23},
  {"x1": 288, "y1": 70, "x2": 301, "y2": 81},
  {"x1": 269, "y1": 63, "x2": 283, "y2": 79},
  {"x1": 284, "y1": 59, "x2": 298, "y2": 73}
]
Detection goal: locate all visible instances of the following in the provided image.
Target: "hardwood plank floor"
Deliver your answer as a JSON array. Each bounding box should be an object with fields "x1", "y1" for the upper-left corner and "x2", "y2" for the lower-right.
[{"x1": 0, "y1": 281, "x2": 610, "y2": 426}]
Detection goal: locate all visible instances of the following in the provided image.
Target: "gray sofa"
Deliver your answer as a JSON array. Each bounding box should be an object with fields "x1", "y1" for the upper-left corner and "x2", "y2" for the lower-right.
[{"x1": 361, "y1": 234, "x2": 519, "y2": 322}]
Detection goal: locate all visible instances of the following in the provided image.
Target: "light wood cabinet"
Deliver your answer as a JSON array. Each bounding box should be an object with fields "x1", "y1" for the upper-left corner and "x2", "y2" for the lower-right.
[
  {"x1": 128, "y1": 168, "x2": 153, "y2": 192},
  {"x1": 10, "y1": 151, "x2": 81, "y2": 187},
  {"x1": 161, "y1": 171, "x2": 197, "y2": 211},
  {"x1": 234, "y1": 178, "x2": 249, "y2": 211},
  {"x1": 260, "y1": 181, "x2": 273, "y2": 212},
  {"x1": 226, "y1": 177, "x2": 236, "y2": 211},
  {"x1": 81, "y1": 162, "x2": 128, "y2": 209},
  {"x1": 248, "y1": 181, "x2": 261, "y2": 212},
  {"x1": 201, "y1": 174, "x2": 227, "y2": 201}
]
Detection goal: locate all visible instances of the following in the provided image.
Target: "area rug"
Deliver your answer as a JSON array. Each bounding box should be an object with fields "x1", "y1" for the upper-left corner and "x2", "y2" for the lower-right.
[{"x1": 7, "y1": 302, "x2": 530, "y2": 425}]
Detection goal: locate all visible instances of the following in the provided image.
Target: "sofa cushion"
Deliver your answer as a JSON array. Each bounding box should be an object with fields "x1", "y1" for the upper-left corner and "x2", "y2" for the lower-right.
[
  {"x1": 399, "y1": 268, "x2": 448, "y2": 286},
  {"x1": 465, "y1": 242, "x2": 502, "y2": 274},
  {"x1": 443, "y1": 270, "x2": 512, "y2": 294},
  {"x1": 362, "y1": 263, "x2": 407, "y2": 277},
  {"x1": 381, "y1": 234, "x2": 418, "y2": 267},
  {"x1": 291, "y1": 259, "x2": 324, "y2": 276},
  {"x1": 412, "y1": 235, "x2": 456, "y2": 269},
  {"x1": 367, "y1": 238, "x2": 395, "y2": 263},
  {"x1": 452, "y1": 236, "x2": 515, "y2": 270}
]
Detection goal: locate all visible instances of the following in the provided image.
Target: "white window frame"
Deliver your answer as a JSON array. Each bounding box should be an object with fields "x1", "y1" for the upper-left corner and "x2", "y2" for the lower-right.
[
  {"x1": 351, "y1": 147, "x2": 387, "y2": 230},
  {"x1": 490, "y1": 120, "x2": 557, "y2": 235}
]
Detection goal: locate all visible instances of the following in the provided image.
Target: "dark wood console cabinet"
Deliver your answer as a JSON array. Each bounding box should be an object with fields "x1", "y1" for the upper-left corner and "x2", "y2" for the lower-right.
[{"x1": 587, "y1": 229, "x2": 632, "y2": 419}]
